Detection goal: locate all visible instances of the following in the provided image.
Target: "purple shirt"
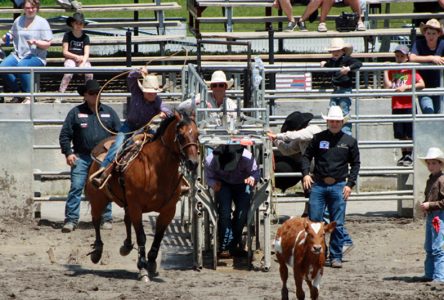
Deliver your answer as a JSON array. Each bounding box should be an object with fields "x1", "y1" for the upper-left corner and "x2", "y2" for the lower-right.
[
  {"x1": 205, "y1": 148, "x2": 260, "y2": 188},
  {"x1": 126, "y1": 69, "x2": 172, "y2": 130}
]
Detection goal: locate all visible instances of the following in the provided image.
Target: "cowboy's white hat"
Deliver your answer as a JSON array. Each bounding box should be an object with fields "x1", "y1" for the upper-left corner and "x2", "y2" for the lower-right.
[
  {"x1": 418, "y1": 147, "x2": 444, "y2": 166},
  {"x1": 138, "y1": 74, "x2": 163, "y2": 93},
  {"x1": 420, "y1": 18, "x2": 443, "y2": 36},
  {"x1": 205, "y1": 70, "x2": 234, "y2": 89},
  {"x1": 326, "y1": 38, "x2": 353, "y2": 56},
  {"x1": 322, "y1": 106, "x2": 345, "y2": 121}
]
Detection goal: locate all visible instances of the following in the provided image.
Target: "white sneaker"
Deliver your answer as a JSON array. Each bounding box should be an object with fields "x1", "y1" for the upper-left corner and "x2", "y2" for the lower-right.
[
  {"x1": 54, "y1": 97, "x2": 62, "y2": 104},
  {"x1": 317, "y1": 22, "x2": 328, "y2": 32},
  {"x1": 22, "y1": 97, "x2": 31, "y2": 104},
  {"x1": 357, "y1": 21, "x2": 366, "y2": 31}
]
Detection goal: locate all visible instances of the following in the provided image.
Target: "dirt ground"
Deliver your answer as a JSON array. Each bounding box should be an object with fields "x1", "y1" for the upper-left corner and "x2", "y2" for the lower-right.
[{"x1": 1, "y1": 212, "x2": 444, "y2": 300}]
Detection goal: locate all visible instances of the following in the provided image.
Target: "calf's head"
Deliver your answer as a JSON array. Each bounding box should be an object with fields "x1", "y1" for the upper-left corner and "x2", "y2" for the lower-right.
[{"x1": 304, "y1": 219, "x2": 337, "y2": 255}]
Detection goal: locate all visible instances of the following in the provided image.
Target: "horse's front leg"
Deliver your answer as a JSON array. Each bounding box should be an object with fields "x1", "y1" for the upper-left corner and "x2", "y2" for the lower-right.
[
  {"x1": 120, "y1": 208, "x2": 134, "y2": 256},
  {"x1": 89, "y1": 215, "x2": 103, "y2": 264},
  {"x1": 131, "y1": 213, "x2": 149, "y2": 282},
  {"x1": 147, "y1": 211, "x2": 175, "y2": 278}
]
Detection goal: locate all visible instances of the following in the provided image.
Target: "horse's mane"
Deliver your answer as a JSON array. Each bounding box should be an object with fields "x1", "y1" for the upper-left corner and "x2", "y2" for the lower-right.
[{"x1": 152, "y1": 110, "x2": 193, "y2": 141}]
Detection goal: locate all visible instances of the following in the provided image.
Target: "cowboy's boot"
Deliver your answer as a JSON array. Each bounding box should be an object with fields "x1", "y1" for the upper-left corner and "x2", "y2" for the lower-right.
[{"x1": 90, "y1": 166, "x2": 112, "y2": 189}]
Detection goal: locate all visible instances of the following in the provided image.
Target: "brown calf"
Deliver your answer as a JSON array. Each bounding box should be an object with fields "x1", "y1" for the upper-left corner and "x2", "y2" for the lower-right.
[{"x1": 274, "y1": 217, "x2": 336, "y2": 300}]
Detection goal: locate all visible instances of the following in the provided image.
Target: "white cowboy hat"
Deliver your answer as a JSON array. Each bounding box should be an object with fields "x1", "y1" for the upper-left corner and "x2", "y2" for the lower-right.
[
  {"x1": 326, "y1": 38, "x2": 353, "y2": 56},
  {"x1": 322, "y1": 106, "x2": 345, "y2": 121},
  {"x1": 205, "y1": 70, "x2": 234, "y2": 89},
  {"x1": 420, "y1": 18, "x2": 443, "y2": 36},
  {"x1": 418, "y1": 147, "x2": 444, "y2": 166},
  {"x1": 138, "y1": 74, "x2": 163, "y2": 93}
]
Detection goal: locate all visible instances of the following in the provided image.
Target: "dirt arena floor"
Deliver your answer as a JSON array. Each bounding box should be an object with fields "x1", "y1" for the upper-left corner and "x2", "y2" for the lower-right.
[{"x1": 1, "y1": 207, "x2": 444, "y2": 300}]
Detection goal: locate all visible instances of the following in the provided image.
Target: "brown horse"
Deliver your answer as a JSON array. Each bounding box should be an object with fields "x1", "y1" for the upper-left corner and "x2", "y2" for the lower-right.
[{"x1": 85, "y1": 111, "x2": 199, "y2": 281}]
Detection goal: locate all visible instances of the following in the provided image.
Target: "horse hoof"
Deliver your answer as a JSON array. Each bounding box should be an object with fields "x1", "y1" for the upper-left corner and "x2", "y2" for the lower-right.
[
  {"x1": 119, "y1": 243, "x2": 134, "y2": 256},
  {"x1": 147, "y1": 261, "x2": 159, "y2": 278},
  {"x1": 90, "y1": 250, "x2": 102, "y2": 264},
  {"x1": 139, "y1": 268, "x2": 149, "y2": 282}
]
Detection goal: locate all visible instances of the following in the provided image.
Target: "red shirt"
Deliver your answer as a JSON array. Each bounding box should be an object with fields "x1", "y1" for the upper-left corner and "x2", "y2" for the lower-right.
[{"x1": 388, "y1": 69, "x2": 423, "y2": 109}]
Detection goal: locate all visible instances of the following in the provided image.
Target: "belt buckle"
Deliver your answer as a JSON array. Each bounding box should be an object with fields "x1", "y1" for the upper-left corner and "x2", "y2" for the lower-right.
[{"x1": 323, "y1": 177, "x2": 336, "y2": 185}]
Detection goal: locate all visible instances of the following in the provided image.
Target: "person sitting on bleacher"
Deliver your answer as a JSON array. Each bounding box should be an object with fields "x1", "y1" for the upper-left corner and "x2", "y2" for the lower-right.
[
  {"x1": 56, "y1": 12, "x2": 92, "y2": 103},
  {"x1": 0, "y1": 0, "x2": 53, "y2": 103},
  {"x1": 274, "y1": 0, "x2": 365, "y2": 32},
  {"x1": 409, "y1": 18, "x2": 444, "y2": 114}
]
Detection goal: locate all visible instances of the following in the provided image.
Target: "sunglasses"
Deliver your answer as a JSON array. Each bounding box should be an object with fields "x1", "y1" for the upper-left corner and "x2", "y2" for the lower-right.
[
  {"x1": 87, "y1": 91, "x2": 99, "y2": 95},
  {"x1": 211, "y1": 83, "x2": 226, "y2": 88}
]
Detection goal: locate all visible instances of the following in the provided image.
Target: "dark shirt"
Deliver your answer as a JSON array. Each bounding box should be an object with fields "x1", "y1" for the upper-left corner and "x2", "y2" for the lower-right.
[
  {"x1": 301, "y1": 129, "x2": 360, "y2": 188},
  {"x1": 424, "y1": 171, "x2": 444, "y2": 211},
  {"x1": 324, "y1": 55, "x2": 362, "y2": 89},
  {"x1": 59, "y1": 102, "x2": 121, "y2": 156},
  {"x1": 411, "y1": 38, "x2": 444, "y2": 88},
  {"x1": 62, "y1": 31, "x2": 90, "y2": 56}
]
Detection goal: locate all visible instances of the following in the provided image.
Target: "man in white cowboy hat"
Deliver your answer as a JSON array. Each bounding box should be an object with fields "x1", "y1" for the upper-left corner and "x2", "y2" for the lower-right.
[
  {"x1": 410, "y1": 18, "x2": 444, "y2": 114},
  {"x1": 91, "y1": 66, "x2": 172, "y2": 188},
  {"x1": 179, "y1": 70, "x2": 237, "y2": 126},
  {"x1": 301, "y1": 106, "x2": 360, "y2": 268},
  {"x1": 59, "y1": 79, "x2": 121, "y2": 232},
  {"x1": 418, "y1": 147, "x2": 444, "y2": 282},
  {"x1": 320, "y1": 38, "x2": 362, "y2": 135}
]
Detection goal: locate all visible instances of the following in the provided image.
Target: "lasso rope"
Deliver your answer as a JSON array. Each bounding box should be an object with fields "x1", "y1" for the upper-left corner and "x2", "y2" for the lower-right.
[{"x1": 94, "y1": 47, "x2": 190, "y2": 135}]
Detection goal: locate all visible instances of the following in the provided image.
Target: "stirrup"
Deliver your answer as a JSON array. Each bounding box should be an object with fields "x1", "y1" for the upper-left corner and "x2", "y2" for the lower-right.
[
  {"x1": 89, "y1": 167, "x2": 105, "y2": 182},
  {"x1": 92, "y1": 173, "x2": 112, "y2": 190}
]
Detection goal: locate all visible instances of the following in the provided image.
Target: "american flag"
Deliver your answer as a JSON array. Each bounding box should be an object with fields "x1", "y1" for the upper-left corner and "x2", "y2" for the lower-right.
[{"x1": 276, "y1": 73, "x2": 312, "y2": 91}]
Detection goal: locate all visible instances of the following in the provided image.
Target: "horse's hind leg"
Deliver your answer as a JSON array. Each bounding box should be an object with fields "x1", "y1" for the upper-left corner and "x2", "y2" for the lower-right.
[
  {"x1": 120, "y1": 208, "x2": 134, "y2": 256},
  {"x1": 90, "y1": 214, "x2": 103, "y2": 264}
]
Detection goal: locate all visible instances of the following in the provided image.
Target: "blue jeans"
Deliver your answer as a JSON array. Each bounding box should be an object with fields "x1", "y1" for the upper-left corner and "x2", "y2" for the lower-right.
[
  {"x1": 331, "y1": 87, "x2": 352, "y2": 136},
  {"x1": 216, "y1": 182, "x2": 251, "y2": 251},
  {"x1": 65, "y1": 154, "x2": 112, "y2": 224},
  {"x1": 424, "y1": 210, "x2": 444, "y2": 281},
  {"x1": 308, "y1": 181, "x2": 347, "y2": 262},
  {"x1": 101, "y1": 121, "x2": 132, "y2": 167},
  {"x1": 323, "y1": 207, "x2": 353, "y2": 246},
  {"x1": 419, "y1": 95, "x2": 441, "y2": 114},
  {"x1": 0, "y1": 53, "x2": 44, "y2": 92}
]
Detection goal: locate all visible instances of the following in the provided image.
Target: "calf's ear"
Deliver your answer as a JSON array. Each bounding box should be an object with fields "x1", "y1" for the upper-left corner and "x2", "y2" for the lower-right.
[{"x1": 325, "y1": 221, "x2": 337, "y2": 233}]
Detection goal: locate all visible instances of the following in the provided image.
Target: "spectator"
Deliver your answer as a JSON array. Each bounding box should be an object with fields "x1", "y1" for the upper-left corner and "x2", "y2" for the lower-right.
[
  {"x1": 302, "y1": 106, "x2": 360, "y2": 268},
  {"x1": 57, "y1": 12, "x2": 92, "y2": 103},
  {"x1": 205, "y1": 144, "x2": 260, "y2": 258},
  {"x1": 177, "y1": 70, "x2": 237, "y2": 126},
  {"x1": 410, "y1": 19, "x2": 444, "y2": 114},
  {"x1": 418, "y1": 147, "x2": 444, "y2": 282},
  {"x1": 59, "y1": 79, "x2": 121, "y2": 233},
  {"x1": 274, "y1": 0, "x2": 365, "y2": 32},
  {"x1": 0, "y1": 0, "x2": 53, "y2": 103},
  {"x1": 383, "y1": 45, "x2": 425, "y2": 167},
  {"x1": 91, "y1": 67, "x2": 172, "y2": 188},
  {"x1": 268, "y1": 110, "x2": 355, "y2": 257},
  {"x1": 321, "y1": 38, "x2": 362, "y2": 135},
  {"x1": 413, "y1": 1, "x2": 444, "y2": 27},
  {"x1": 56, "y1": 0, "x2": 82, "y2": 10}
]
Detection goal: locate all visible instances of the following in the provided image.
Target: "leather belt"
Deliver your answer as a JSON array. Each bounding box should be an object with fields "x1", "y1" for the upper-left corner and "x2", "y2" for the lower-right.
[{"x1": 322, "y1": 177, "x2": 337, "y2": 185}]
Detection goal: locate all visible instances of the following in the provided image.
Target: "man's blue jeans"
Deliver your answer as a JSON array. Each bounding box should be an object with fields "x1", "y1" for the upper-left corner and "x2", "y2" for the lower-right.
[
  {"x1": 308, "y1": 181, "x2": 347, "y2": 262},
  {"x1": 331, "y1": 87, "x2": 352, "y2": 136},
  {"x1": 419, "y1": 95, "x2": 441, "y2": 114},
  {"x1": 65, "y1": 154, "x2": 112, "y2": 225},
  {"x1": 216, "y1": 182, "x2": 251, "y2": 251},
  {"x1": 101, "y1": 121, "x2": 132, "y2": 168},
  {"x1": 0, "y1": 54, "x2": 44, "y2": 93},
  {"x1": 424, "y1": 210, "x2": 444, "y2": 281}
]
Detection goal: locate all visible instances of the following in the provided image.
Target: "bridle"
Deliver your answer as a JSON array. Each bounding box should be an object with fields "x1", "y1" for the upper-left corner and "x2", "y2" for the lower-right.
[{"x1": 161, "y1": 117, "x2": 199, "y2": 164}]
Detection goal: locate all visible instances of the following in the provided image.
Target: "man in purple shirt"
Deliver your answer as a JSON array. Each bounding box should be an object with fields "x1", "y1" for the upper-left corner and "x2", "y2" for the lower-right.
[
  {"x1": 205, "y1": 144, "x2": 260, "y2": 258},
  {"x1": 91, "y1": 67, "x2": 172, "y2": 188}
]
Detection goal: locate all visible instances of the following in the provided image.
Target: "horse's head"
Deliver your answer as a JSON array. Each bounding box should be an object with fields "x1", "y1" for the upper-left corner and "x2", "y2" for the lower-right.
[{"x1": 175, "y1": 111, "x2": 199, "y2": 171}]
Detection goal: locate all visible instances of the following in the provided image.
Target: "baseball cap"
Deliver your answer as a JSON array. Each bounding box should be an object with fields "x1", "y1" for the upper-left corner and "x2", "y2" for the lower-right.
[{"x1": 394, "y1": 45, "x2": 409, "y2": 55}]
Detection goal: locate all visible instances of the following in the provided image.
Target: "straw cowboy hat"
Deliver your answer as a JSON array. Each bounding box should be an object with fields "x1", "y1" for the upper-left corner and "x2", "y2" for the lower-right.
[
  {"x1": 205, "y1": 70, "x2": 234, "y2": 89},
  {"x1": 66, "y1": 12, "x2": 87, "y2": 27},
  {"x1": 326, "y1": 38, "x2": 353, "y2": 56},
  {"x1": 281, "y1": 111, "x2": 314, "y2": 133},
  {"x1": 138, "y1": 74, "x2": 163, "y2": 93},
  {"x1": 418, "y1": 147, "x2": 444, "y2": 166},
  {"x1": 420, "y1": 18, "x2": 444, "y2": 35},
  {"x1": 322, "y1": 106, "x2": 345, "y2": 121}
]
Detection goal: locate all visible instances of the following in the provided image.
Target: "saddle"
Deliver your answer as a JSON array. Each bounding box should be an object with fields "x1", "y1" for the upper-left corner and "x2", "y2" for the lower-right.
[{"x1": 91, "y1": 132, "x2": 153, "y2": 173}]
